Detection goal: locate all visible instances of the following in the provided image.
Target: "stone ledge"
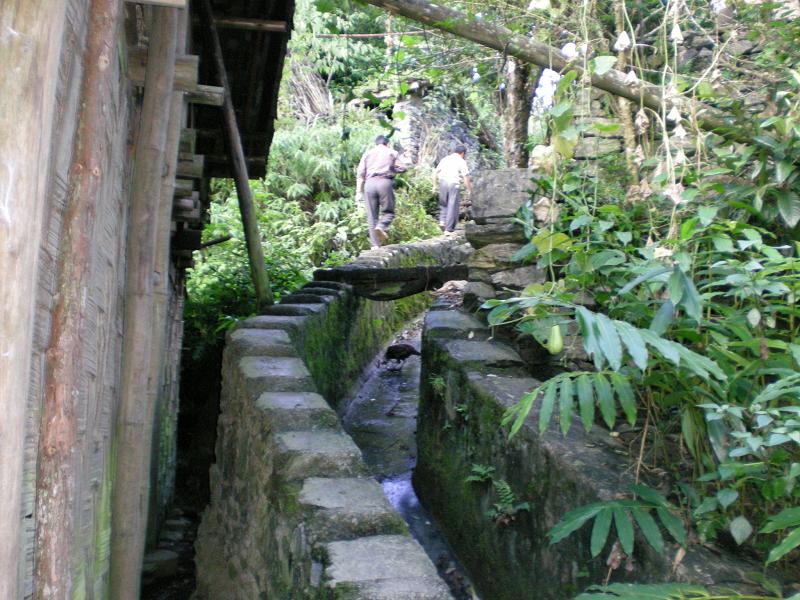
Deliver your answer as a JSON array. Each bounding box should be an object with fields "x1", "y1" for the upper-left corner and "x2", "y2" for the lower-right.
[
  {"x1": 299, "y1": 477, "x2": 407, "y2": 543},
  {"x1": 255, "y1": 392, "x2": 339, "y2": 432},
  {"x1": 324, "y1": 535, "x2": 453, "y2": 599},
  {"x1": 226, "y1": 328, "x2": 297, "y2": 362},
  {"x1": 237, "y1": 356, "x2": 316, "y2": 396},
  {"x1": 275, "y1": 431, "x2": 369, "y2": 480}
]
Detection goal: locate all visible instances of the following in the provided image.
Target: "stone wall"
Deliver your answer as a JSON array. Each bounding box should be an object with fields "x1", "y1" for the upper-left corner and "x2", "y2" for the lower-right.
[
  {"x1": 194, "y1": 237, "x2": 472, "y2": 599},
  {"x1": 414, "y1": 307, "x2": 754, "y2": 599}
]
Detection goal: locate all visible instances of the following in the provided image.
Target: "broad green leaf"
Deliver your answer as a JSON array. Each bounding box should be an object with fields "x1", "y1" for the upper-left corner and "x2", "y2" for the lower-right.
[
  {"x1": 668, "y1": 268, "x2": 684, "y2": 304},
  {"x1": 487, "y1": 303, "x2": 516, "y2": 326},
  {"x1": 595, "y1": 314, "x2": 623, "y2": 371},
  {"x1": 677, "y1": 269, "x2": 702, "y2": 322},
  {"x1": 776, "y1": 190, "x2": 800, "y2": 228},
  {"x1": 613, "y1": 507, "x2": 635, "y2": 555},
  {"x1": 591, "y1": 508, "x2": 613, "y2": 557},
  {"x1": 775, "y1": 160, "x2": 794, "y2": 185},
  {"x1": 657, "y1": 507, "x2": 688, "y2": 547},
  {"x1": 506, "y1": 390, "x2": 537, "y2": 438},
  {"x1": 595, "y1": 374, "x2": 616, "y2": 429},
  {"x1": 576, "y1": 307, "x2": 603, "y2": 370},
  {"x1": 716, "y1": 488, "x2": 739, "y2": 509},
  {"x1": 539, "y1": 381, "x2": 558, "y2": 434},
  {"x1": 559, "y1": 377, "x2": 574, "y2": 435},
  {"x1": 548, "y1": 503, "x2": 604, "y2": 543},
  {"x1": 576, "y1": 374, "x2": 595, "y2": 431},
  {"x1": 712, "y1": 235, "x2": 735, "y2": 253},
  {"x1": 760, "y1": 507, "x2": 800, "y2": 533},
  {"x1": 618, "y1": 266, "x2": 672, "y2": 295},
  {"x1": 765, "y1": 527, "x2": 800, "y2": 564},
  {"x1": 697, "y1": 205, "x2": 718, "y2": 226},
  {"x1": 729, "y1": 515, "x2": 753, "y2": 545},
  {"x1": 650, "y1": 300, "x2": 675, "y2": 335},
  {"x1": 614, "y1": 321, "x2": 649, "y2": 371},
  {"x1": 632, "y1": 507, "x2": 665, "y2": 554},
  {"x1": 630, "y1": 484, "x2": 668, "y2": 507},
  {"x1": 592, "y1": 55, "x2": 617, "y2": 75},
  {"x1": 640, "y1": 329, "x2": 681, "y2": 366},
  {"x1": 610, "y1": 373, "x2": 637, "y2": 426}
]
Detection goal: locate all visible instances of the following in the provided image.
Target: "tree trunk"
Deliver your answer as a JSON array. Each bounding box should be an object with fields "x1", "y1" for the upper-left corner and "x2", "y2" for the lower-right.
[
  {"x1": 502, "y1": 58, "x2": 535, "y2": 168},
  {"x1": 0, "y1": 2, "x2": 68, "y2": 597},
  {"x1": 360, "y1": 0, "x2": 745, "y2": 142},
  {"x1": 110, "y1": 8, "x2": 178, "y2": 599}
]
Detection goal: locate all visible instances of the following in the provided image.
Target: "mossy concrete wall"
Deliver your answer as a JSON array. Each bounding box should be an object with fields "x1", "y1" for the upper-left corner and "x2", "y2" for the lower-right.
[
  {"x1": 415, "y1": 307, "x2": 754, "y2": 600},
  {"x1": 194, "y1": 237, "x2": 471, "y2": 599}
]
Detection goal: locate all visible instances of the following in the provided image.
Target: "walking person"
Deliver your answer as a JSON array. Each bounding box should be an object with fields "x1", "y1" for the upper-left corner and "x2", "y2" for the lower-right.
[
  {"x1": 432, "y1": 144, "x2": 472, "y2": 234},
  {"x1": 356, "y1": 135, "x2": 406, "y2": 248}
]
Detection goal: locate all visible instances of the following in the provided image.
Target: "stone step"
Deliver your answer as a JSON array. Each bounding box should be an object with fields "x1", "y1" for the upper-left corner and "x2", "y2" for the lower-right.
[
  {"x1": 236, "y1": 356, "x2": 316, "y2": 396},
  {"x1": 275, "y1": 431, "x2": 368, "y2": 480},
  {"x1": 255, "y1": 392, "x2": 339, "y2": 432},
  {"x1": 441, "y1": 339, "x2": 526, "y2": 371},
  {"x1": 323, "y1": 535, "x2": 453, "y2": 599},
  {"x1": 262, "y1": 303, "x2": 327, "y2": 317},
  {"x1": 236, "y1": 314, "x2": 307, "y2": 337},
  {"x1": 424, "y1": 309, "x2": 490, "y2": 341},
  {"x1": 299, "y1": 477, "x2": 407, "y2": 544},
  {"x1": 226, "y1": 328, "x2": 297, "y2": 362}
]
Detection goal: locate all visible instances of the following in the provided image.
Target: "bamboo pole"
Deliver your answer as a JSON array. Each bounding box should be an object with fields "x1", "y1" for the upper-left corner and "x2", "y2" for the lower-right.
[
  {"x1": 0, "y1": 2, "x2": 68, "y2": 597},
  {"x1": 360, "y1": 0, "x2": 746, "y2": 142},
  {"x1": 110, "y1": 8, "x2": 178, "y2": 599},
  {"x1": 199, "y1": 0, "x2": 274, "y2": 309}
]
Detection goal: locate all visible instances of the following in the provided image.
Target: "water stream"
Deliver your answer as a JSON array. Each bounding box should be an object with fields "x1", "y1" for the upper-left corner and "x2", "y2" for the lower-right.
[{"x1": 341, "y1": 320, "x2": 479, "y2": 600}]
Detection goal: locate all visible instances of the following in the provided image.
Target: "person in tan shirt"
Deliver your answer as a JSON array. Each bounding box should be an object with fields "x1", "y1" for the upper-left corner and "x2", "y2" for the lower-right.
[
  {"x1": 356, "y1": 135, "x2": 406, "y2": 248},
  {"x1": 432, "y1": 144, "x2": 472, "y2": 233}
]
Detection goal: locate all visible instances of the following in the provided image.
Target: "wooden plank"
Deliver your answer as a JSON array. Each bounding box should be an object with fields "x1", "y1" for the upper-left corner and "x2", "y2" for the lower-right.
[
  {"x1": 0, "y1": 2, "x2": 69, "y2": 597},
  {"x1": 179, "y1": 128, "x2": 196, "y2": 154},
  {"x1": 127, "y1": 47, "x2": 198, "y2": 91},
  {"x1": 125, "y1": 0, "x2": 186, "y2": 7},
  {"x1": 110, "y1": 8, "x2": 178, "y2": 600},
  {"x1": 186, "y1": 84, "x2": 224, "y2": 106},
  {"x1": 173, "y1": 196, "x2": 198, "y2": 211},
  {"x1": 199, "y1": 0, "x2": 273, "y2": 308},
  {"x1": 213, "y1": 17, "x2": 287, "y2": 32},
  {"x1": 176, "y1": 154, "x2": 204, "y2": 179},
  {"x1": 173, "y1": 207, "x2": 201, "y2": 222},
  {"x1": 173, "y1": 178, "x2": 193, "y2": 197}
]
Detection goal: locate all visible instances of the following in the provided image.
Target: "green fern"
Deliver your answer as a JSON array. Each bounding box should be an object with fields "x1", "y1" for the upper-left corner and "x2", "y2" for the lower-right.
[{"x1": 547, "y1": 484, "x2": 687, "y2": 558}]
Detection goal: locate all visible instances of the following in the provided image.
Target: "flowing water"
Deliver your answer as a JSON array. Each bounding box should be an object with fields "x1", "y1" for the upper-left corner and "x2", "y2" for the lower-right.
[{"x1": 341, "y1": 321, "x2": 479, "y2": 599}]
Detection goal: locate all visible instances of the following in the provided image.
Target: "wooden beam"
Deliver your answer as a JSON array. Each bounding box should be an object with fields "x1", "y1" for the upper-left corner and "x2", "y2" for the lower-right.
[
  {"x1": 0, "y1": 2, "x2": 69, "y2": 597},
  {"x1": 174, "y1": 178, "x2": 194, "y2": 197},
  {"x1": 111, "y1": 8, "x2": 178, "y2": 599},
  {"x1": 176, "y1": 154, "x2": 204, "y2": 179},
  {"x1": 199, "y1": 0, "x2": 273, "y2": 308},
  {"x1": 186, "y1": 84, "x2": 224, "y2": 106},
  {"x1": 127, "y1": 47, "x2": 198, "y2": 92},
  {"x1": 179, "y1": 128, "x2": 196, "y2": 154},
  {"x1": 125, "y1": 0, "x2": 186, "y2": 7},
  {"x1": 213, "y1": 17, "x2": 287, "y2": 33},
  {"x1": 173, "y1": 196, "x2": 198, "y2": 212}
]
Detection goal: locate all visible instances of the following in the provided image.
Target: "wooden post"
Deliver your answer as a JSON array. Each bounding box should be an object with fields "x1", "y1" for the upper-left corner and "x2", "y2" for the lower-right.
[
  {"x1": 146, "y1": 5, "x2": 188, "y2": 549},
  {"x1": 0, "y1": 2, "x2": 68, "y2": 597},
  {"x1": 110, "y1": 7, "x2": 178, "y2": 599},
  {"x1": 199, "y1": 0, "x2": 273, "y2": 309}
]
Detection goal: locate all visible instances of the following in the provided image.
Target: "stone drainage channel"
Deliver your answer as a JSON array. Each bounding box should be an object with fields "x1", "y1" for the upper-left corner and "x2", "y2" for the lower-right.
[{"x1": 341, "y1": 320, "x2": 479, "y2": 600}]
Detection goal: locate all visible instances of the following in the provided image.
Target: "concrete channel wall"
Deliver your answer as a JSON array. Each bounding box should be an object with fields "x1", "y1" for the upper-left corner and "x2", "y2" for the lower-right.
[{"x1": 194, "y1": 237, "x2": 471, "y2": 599}]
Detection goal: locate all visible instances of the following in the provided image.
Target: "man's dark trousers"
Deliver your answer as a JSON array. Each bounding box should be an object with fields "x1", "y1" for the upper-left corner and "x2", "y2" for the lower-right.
[
  {"x1": 365, "y1": 176, "x2": 395, "y2": 246},
  {"x1": 438, "y1": 180, "x2": 460, "y2": 232}
]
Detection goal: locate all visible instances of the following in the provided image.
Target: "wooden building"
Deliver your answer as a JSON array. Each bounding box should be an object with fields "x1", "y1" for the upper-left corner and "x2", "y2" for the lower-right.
[{"x1": 0, "y1": 1, "x2": 294, "y2": 598}]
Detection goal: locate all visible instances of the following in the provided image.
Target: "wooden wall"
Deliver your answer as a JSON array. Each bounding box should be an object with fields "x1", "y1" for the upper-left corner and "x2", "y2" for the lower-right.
[{"x1": 1, "y1": 1, "x2": 189, "y2": 598}]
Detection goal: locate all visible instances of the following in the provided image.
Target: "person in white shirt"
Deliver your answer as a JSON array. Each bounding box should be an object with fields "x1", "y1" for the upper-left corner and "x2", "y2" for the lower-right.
[{"x1": 432, "y1": 145, "x2": 472, "y2": 233}]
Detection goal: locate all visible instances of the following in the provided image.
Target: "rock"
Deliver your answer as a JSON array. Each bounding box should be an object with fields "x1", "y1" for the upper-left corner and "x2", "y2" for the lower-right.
[
  {"x1": 470, "y1": 169, "x2": 538, "y2": 223},
  {"x1": 490, "y1": 266, "x2": 545, "y2": 290},
  {"x1": 463, "y1": 281, "x2": 496, "y2": 312},
  {"x1": 256, "y1": 391, "x2": 339, "y2": 432},
  {"x1": 275, "y1": 430, "x2": 368, "y2": 480},
  {"x1": 465, "y1": 219, "x2": 527, "y2": 248},
  {"x1": 441, "y1": 339, "x2": 525, "y2": 370},
  {"x1": 424, "y1": 310, "x2": 490, "y2": 341},
  {"x1": 237, "y1": 356, "x2": 317, "y2": 395},
  {"x1": 142, "y1": 549, "x2": 179, "y2": 581},
  {"x1": 467, "y1": 243, "x2": 526, "y2": 273},
  {"x1": 573, "y1": 136, "x2": 622, "y2": 159}
]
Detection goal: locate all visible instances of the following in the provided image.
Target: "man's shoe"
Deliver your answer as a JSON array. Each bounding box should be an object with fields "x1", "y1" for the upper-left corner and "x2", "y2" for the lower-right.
[{"x1": 375, "y1": 227, "x2": 389, "y2": 243}]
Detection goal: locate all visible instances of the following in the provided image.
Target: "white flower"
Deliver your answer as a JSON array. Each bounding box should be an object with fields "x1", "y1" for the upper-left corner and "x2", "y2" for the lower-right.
[
  {"x1": 663, "y1": 182, "x2": 686, "y2": 205},
  {"x1": 653, "y1": 246, "x2": 674, "y2": 259},
  {"x1": 613, "y1": 31, "x2": 632, "y2": 52},
  {"x1": 672, "y1": 123, "x2": 687, "y2": 139},
  {"x1": 561, "y1": 42, "x2": 578, "y2": 59},
  {"x1": 667, "y1": 105, "x2": 682, "y2": 122},
  {"x1": 711, "y1": 0, "x2": 727, "y2": 12},
  {"x1": 673, "y1": 147, "x2": 687, "y2": 165},
  {"x1": 533, "y1": 196, "x2": 560, "y2": 224},
  {"x1": 528, "y1": 0, "x2": 551, "y2": 9},
  {"x1": 670, "y1": 23, "x2": 684, "y2": 44},
  {"x1": 624, "y1": 69, "x2": 639, "y2": 85}
]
